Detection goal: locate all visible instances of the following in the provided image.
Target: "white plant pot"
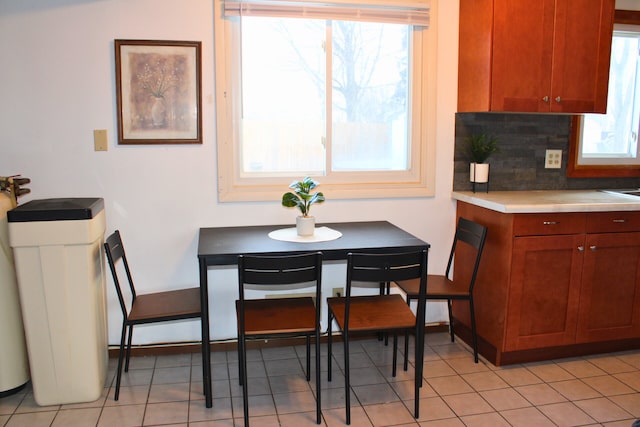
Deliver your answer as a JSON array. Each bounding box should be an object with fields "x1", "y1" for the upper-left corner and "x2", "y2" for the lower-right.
[
  {"x1": 470, "y1": 162, "x2": 490, "y2": 183},
  {"x1": 296, "y1": 216, "x2": 315, "y2": 236}
]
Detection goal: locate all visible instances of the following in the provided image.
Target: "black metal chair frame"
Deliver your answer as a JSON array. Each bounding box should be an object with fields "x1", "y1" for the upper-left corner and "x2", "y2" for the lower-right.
[
  {"x1": 327, "y1": 250, "x2": 428, "y2": 425},
  {"x1": 400, "y1": 217, "x2": 487, "y2": 364},
  {"x1": 104, "y1": 230, "x2": 203, "y2": 401},
  {"x1": 237, "y1": 252, "x2": 323, "y2": 426}
]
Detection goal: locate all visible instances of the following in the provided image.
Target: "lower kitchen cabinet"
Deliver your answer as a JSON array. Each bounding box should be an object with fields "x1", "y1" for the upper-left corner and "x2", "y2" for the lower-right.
[{"x1": 454, "y1": 201, "x2": 640, "y2": 365}]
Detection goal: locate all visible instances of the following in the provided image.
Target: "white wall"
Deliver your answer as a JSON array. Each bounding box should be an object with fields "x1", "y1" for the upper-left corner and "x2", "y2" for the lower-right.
[{"x1": 0, "y1": 0, "x2": 459, "y2": 345}]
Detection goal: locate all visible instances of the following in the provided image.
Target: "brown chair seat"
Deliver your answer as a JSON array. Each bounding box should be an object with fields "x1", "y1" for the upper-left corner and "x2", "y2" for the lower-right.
[
  {"x1": 327, "y1": 294, "x2": 417, "y2": 332},
  {"x1": 236, "y1": 297, "x2": 316, "y2": 335},
  {"x1": 129, "y1": 288, "x2": 201, "y2": 322}
]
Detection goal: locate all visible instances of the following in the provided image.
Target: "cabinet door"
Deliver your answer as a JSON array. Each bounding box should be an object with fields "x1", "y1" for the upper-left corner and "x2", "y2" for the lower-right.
[
  {"x1": 550, "y1": 0, "x2": 614, "y2": 113},
  {"x1": 576, "y1": 232, "x2": 640, "y2": 342},
  {"x1": 505, "y1": 234, "x2": 584, "y2": 351},
  {"x1": 491, "y1": 0, "x2": 554, "y2": 112}
]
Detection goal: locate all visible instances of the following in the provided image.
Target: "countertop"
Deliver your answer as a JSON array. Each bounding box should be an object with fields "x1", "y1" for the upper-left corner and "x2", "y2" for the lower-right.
[{"x1": 452, "y1": 190, "x2": 640, "y2": 213}]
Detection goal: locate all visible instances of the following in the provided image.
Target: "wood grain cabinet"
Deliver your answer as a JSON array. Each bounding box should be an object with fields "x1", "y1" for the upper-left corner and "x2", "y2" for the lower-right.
[
  {"x1": 458, "y1": 0, "x2": 615, "y2": 113},
  {"x1": 455, "y1": 202, "x2": 640, "y2": 365}
]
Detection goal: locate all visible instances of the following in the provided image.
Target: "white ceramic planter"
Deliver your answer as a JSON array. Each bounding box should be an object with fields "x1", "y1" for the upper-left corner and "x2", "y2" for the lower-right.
[
  {"x1": 470, "y1": 162, "x2": 490, "y2": 183},
  {"x1": 296, "y1": 216, "x2": 315, "y2": 236}
]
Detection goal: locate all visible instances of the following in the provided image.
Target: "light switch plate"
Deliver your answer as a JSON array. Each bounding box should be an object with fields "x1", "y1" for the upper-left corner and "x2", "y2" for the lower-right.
[
  {"x1": 93, "y1": 129, "x2": 108, "y2": 151},
  {"x1": 545, "y1": 149, "x2": 562, "y2": 169}
]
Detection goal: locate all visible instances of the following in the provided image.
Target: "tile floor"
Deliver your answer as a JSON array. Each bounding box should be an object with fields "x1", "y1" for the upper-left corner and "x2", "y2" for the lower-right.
[{"x1": 1, "y1": 332, "x2": 639, "y2": 426}]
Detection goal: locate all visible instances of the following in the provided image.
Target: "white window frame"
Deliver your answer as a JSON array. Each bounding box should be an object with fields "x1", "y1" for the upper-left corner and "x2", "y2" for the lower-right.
[
  {"x1": 577, "y1": 24, "x2": 640, "y2": 166},
  {"x1": 213, "y1": 0, "x2": 438, "y2": 202}
]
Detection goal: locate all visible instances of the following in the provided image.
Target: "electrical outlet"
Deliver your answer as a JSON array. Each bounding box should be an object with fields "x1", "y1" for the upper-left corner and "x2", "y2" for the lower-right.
[
  {"x1": 545, "y1": 149, "x2": 562, "y2": 169},
  {"x1": 332, "y1": 287, "x2": 344, "y2": 298}
]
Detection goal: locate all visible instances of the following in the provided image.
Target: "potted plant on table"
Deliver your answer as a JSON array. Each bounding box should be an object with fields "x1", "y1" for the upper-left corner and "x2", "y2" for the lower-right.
[
  {"x1": 282, "y1": 176, "x2": 325, "y2": 236},
  {"x1": 461, "y1": 134, "x2": 500, "y2": 185}
]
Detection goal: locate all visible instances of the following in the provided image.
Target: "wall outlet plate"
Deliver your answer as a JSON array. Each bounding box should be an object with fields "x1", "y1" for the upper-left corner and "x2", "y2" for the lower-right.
[
  {"x1": 93, "y1": 129, "x2": 108, "y2": 151},
  {"x1": 545, "y1": 149, "x2": 562, "y2": 169}
]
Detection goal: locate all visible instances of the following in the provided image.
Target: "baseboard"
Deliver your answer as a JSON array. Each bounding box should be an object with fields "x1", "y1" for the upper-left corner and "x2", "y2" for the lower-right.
[{"x1": 107, "y1": 323, "x2": 450, "y2": 358}]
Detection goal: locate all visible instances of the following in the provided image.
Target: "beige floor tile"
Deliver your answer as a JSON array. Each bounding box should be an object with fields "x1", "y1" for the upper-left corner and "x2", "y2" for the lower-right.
[
  {"x1": 537, "y1": 402, "x2": 596, "y2": 427},
  {"x1": 98, "y1": 404, "x2": 145, "y2": 427},
  {"x1": 581, "y1": 375, "x2": 635, "y2": 396},
  {"x1": 50, "y1": 407, "x2": 101, "y2": 427},
  {"x1": 555, "y1": 358, "x2": 607, "y2": 378},
  {"x1": 273, "y1": 390, "x2": 318, "y2": 415},
  {"x1": 148, "y1": 382, "x2": 191, "y2": 403},
  {"x1": 548, "y1": 379, "x2": 601, "y2": 400},
  {"x1": 363, "y1": 401, "x2": 415, "y2": 426},
  {"x1": 5, "y1": 411, "x2": 57, "y2": 427},
  {"x1": 615, "y1": 371, "x2": 640, "y2": 391},
  {"x1": 461, "y1": 371, "x2": 510, "y2": 391},
  {"x1": 524, "y1": 361, "x2": 575, "y2": 382},
  {"x1": 152, "y1": 366, "x2": 191, "y2": 384},
  {"x1": 323, "y1": 406, "x2": 372, "y2": 426},
  {"x1": 445, "y1": 357, "x2": 490, "y2": 375},
  {"x1": 414, "y1": 396, "x2": 456, "y2": 422},
  {"x1": 143, "y1": 400, "x2": 189, "y2": 425},
  {"x1": 515, "y1": 383, "x2": 568, "y2": 406},
  {"x1": 418, "y1": 418, "x2": 465, "y2": 426},
  {"x1": 2, "y1": 339, "x2": 638, "y2": 427},
  {"x1": 427, "y1": 375, "x2": 474, "y2": 396},
  {"x1": 460, "y1": 411, "x2": 511, "y2": 427},
  {"x1": 442, "y1": 392, "x2": 493, "y2": 416},
  {"x1": 278, "y1": 410, "x2": 325, "y2": 426},
  {"x1": 585, "y1": 355, "x2": 638, "y2": 374},
  {"x1": 573, "y1": 397, "x2": 633, "y2": 423},
  {"x1": 189, "y1": 397, "x2": 233, "y2": 422},
  {"x1": 232, "y1": 393, "x2": 276, "y2": 417},
  {"x1": 499, "y1": 406, "x2": 556, "y2": 427},
  {"x1": 480, "y1": 387, "x2": 532, "y2": 411},
  {"x1": 352, "y1": 382, "x2": 400, "y2": 405},
  {"x1": 423, "y1": 360, "x2": 457, "y2": 378},
  {"x1": 494, "y1": 365, "x2": 543, "y2": 387},
  {"x1": 608, "y1": 392, "x2": 640, "y2": 417}
]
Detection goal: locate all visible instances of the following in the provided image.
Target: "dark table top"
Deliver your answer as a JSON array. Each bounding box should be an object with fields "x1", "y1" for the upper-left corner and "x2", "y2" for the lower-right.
[{"x1": 198, "y1": 221, "x2": 429, "y2": 265}]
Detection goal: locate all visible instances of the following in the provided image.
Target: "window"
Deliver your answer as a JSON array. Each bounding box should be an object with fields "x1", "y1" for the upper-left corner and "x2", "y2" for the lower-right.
[
  {"x1": 214, "y1": 0, "x2": 436, "y2": 201},
  {"x1": 569, "y1": 10, "x2": 640, "y2": 177}
]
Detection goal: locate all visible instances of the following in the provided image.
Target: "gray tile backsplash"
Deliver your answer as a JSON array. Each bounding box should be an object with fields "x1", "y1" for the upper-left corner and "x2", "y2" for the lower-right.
[{"x1": 453, "y1": 113, "x2": 640, "y2": 191}]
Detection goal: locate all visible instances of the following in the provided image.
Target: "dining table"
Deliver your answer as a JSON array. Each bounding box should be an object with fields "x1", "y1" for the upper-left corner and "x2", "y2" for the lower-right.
[{"x1": 197, "y1": 220, "x2": 430, "y2": 408}]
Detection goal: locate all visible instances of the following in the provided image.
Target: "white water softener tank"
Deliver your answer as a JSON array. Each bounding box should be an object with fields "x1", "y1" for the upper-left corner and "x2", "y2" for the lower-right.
[
  {"x1": 8, "y1": 198, "x2": 108, "y2": 406},
  {"x1": 0, "y1": 193, "x2": 30, "y2": 396}
]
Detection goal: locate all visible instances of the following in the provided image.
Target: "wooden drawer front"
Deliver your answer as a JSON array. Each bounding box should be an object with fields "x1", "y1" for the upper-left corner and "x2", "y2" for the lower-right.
[
  {"x1": 586, "y1": 211, "x2": 640, "y2": 233},
  {"x1": 513, "y1": 213, "x2": 586, "y2": 236}
]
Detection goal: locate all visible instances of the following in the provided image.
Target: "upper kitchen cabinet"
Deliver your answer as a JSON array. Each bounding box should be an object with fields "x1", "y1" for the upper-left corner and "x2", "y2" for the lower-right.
[{"x1": 458, "y1": 0, "x2": 615, "y2": 113}]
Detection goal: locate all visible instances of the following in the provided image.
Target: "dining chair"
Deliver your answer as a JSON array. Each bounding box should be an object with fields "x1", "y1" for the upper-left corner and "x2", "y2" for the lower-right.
[
  {"x1": 104, "y1": 230, "x2": 203, "y2": 401},
  {"x1": 327, "y1": 249, "x2": 428, "y2": 425},
  {"x1": 396, "y1": 217, "x2": 487, "y2": 363},
  {"x1": 236, "y1": 252, "x2": 323, "y2": 426}
]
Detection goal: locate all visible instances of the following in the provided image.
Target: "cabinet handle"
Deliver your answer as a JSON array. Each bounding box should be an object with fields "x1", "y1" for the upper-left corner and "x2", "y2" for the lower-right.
[
  {"x1": 578, "y1": 246, "x2": 585, "y2": 252},
  {"x1": 555, "y1": 96, "x2": 562, "y2": 103},
  {"x1": 613, "y1": 219, "x2": 626, "y2": 223},
  {"x1": 542, "y1": 221, "x2": 559, "y2": 225},
  {"x1": 542, "y1": 96, "x2": 550, "y2": 103},
  {"x1": 590, "y1": 245, "x2": 597, "y2": 251}
]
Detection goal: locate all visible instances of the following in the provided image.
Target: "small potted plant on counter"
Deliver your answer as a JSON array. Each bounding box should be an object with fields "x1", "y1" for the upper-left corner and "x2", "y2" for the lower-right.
[
  {"x1": 461, "y1": 134, "x2": 500, "y2": 187},
  {"x1": 282, "y1": 176, "x2": 325, "y2": 236}
]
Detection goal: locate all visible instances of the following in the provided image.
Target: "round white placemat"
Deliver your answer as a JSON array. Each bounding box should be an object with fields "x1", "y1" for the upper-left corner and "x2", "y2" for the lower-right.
[{"x1": 268, "y1": 226, "x2": 342, "y2": 243}]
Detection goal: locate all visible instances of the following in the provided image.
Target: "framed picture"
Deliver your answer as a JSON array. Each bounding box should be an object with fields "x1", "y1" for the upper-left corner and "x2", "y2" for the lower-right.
[{"x1": 115, "y1": 39, "x2": 202, "y2": 145}]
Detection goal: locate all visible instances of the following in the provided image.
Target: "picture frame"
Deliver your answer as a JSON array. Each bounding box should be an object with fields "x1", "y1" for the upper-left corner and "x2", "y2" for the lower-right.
[{"x1": 115, "y1": 39, "x2": 202, "y2": 145}]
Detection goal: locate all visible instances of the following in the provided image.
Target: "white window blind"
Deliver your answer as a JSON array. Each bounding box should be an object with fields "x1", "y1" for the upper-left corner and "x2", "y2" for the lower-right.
[{"x1": 223, "y1": 0, "x2": 430, "y2": 26}]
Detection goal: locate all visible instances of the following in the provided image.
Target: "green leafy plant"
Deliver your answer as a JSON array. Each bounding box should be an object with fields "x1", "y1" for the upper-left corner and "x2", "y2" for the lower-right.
[
  {"x1": 282, "y1": 176, "x2": 325, "y2": 217},
  {"x1": 461, "y1": 134, "x2": 500, "y2": 164}
]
